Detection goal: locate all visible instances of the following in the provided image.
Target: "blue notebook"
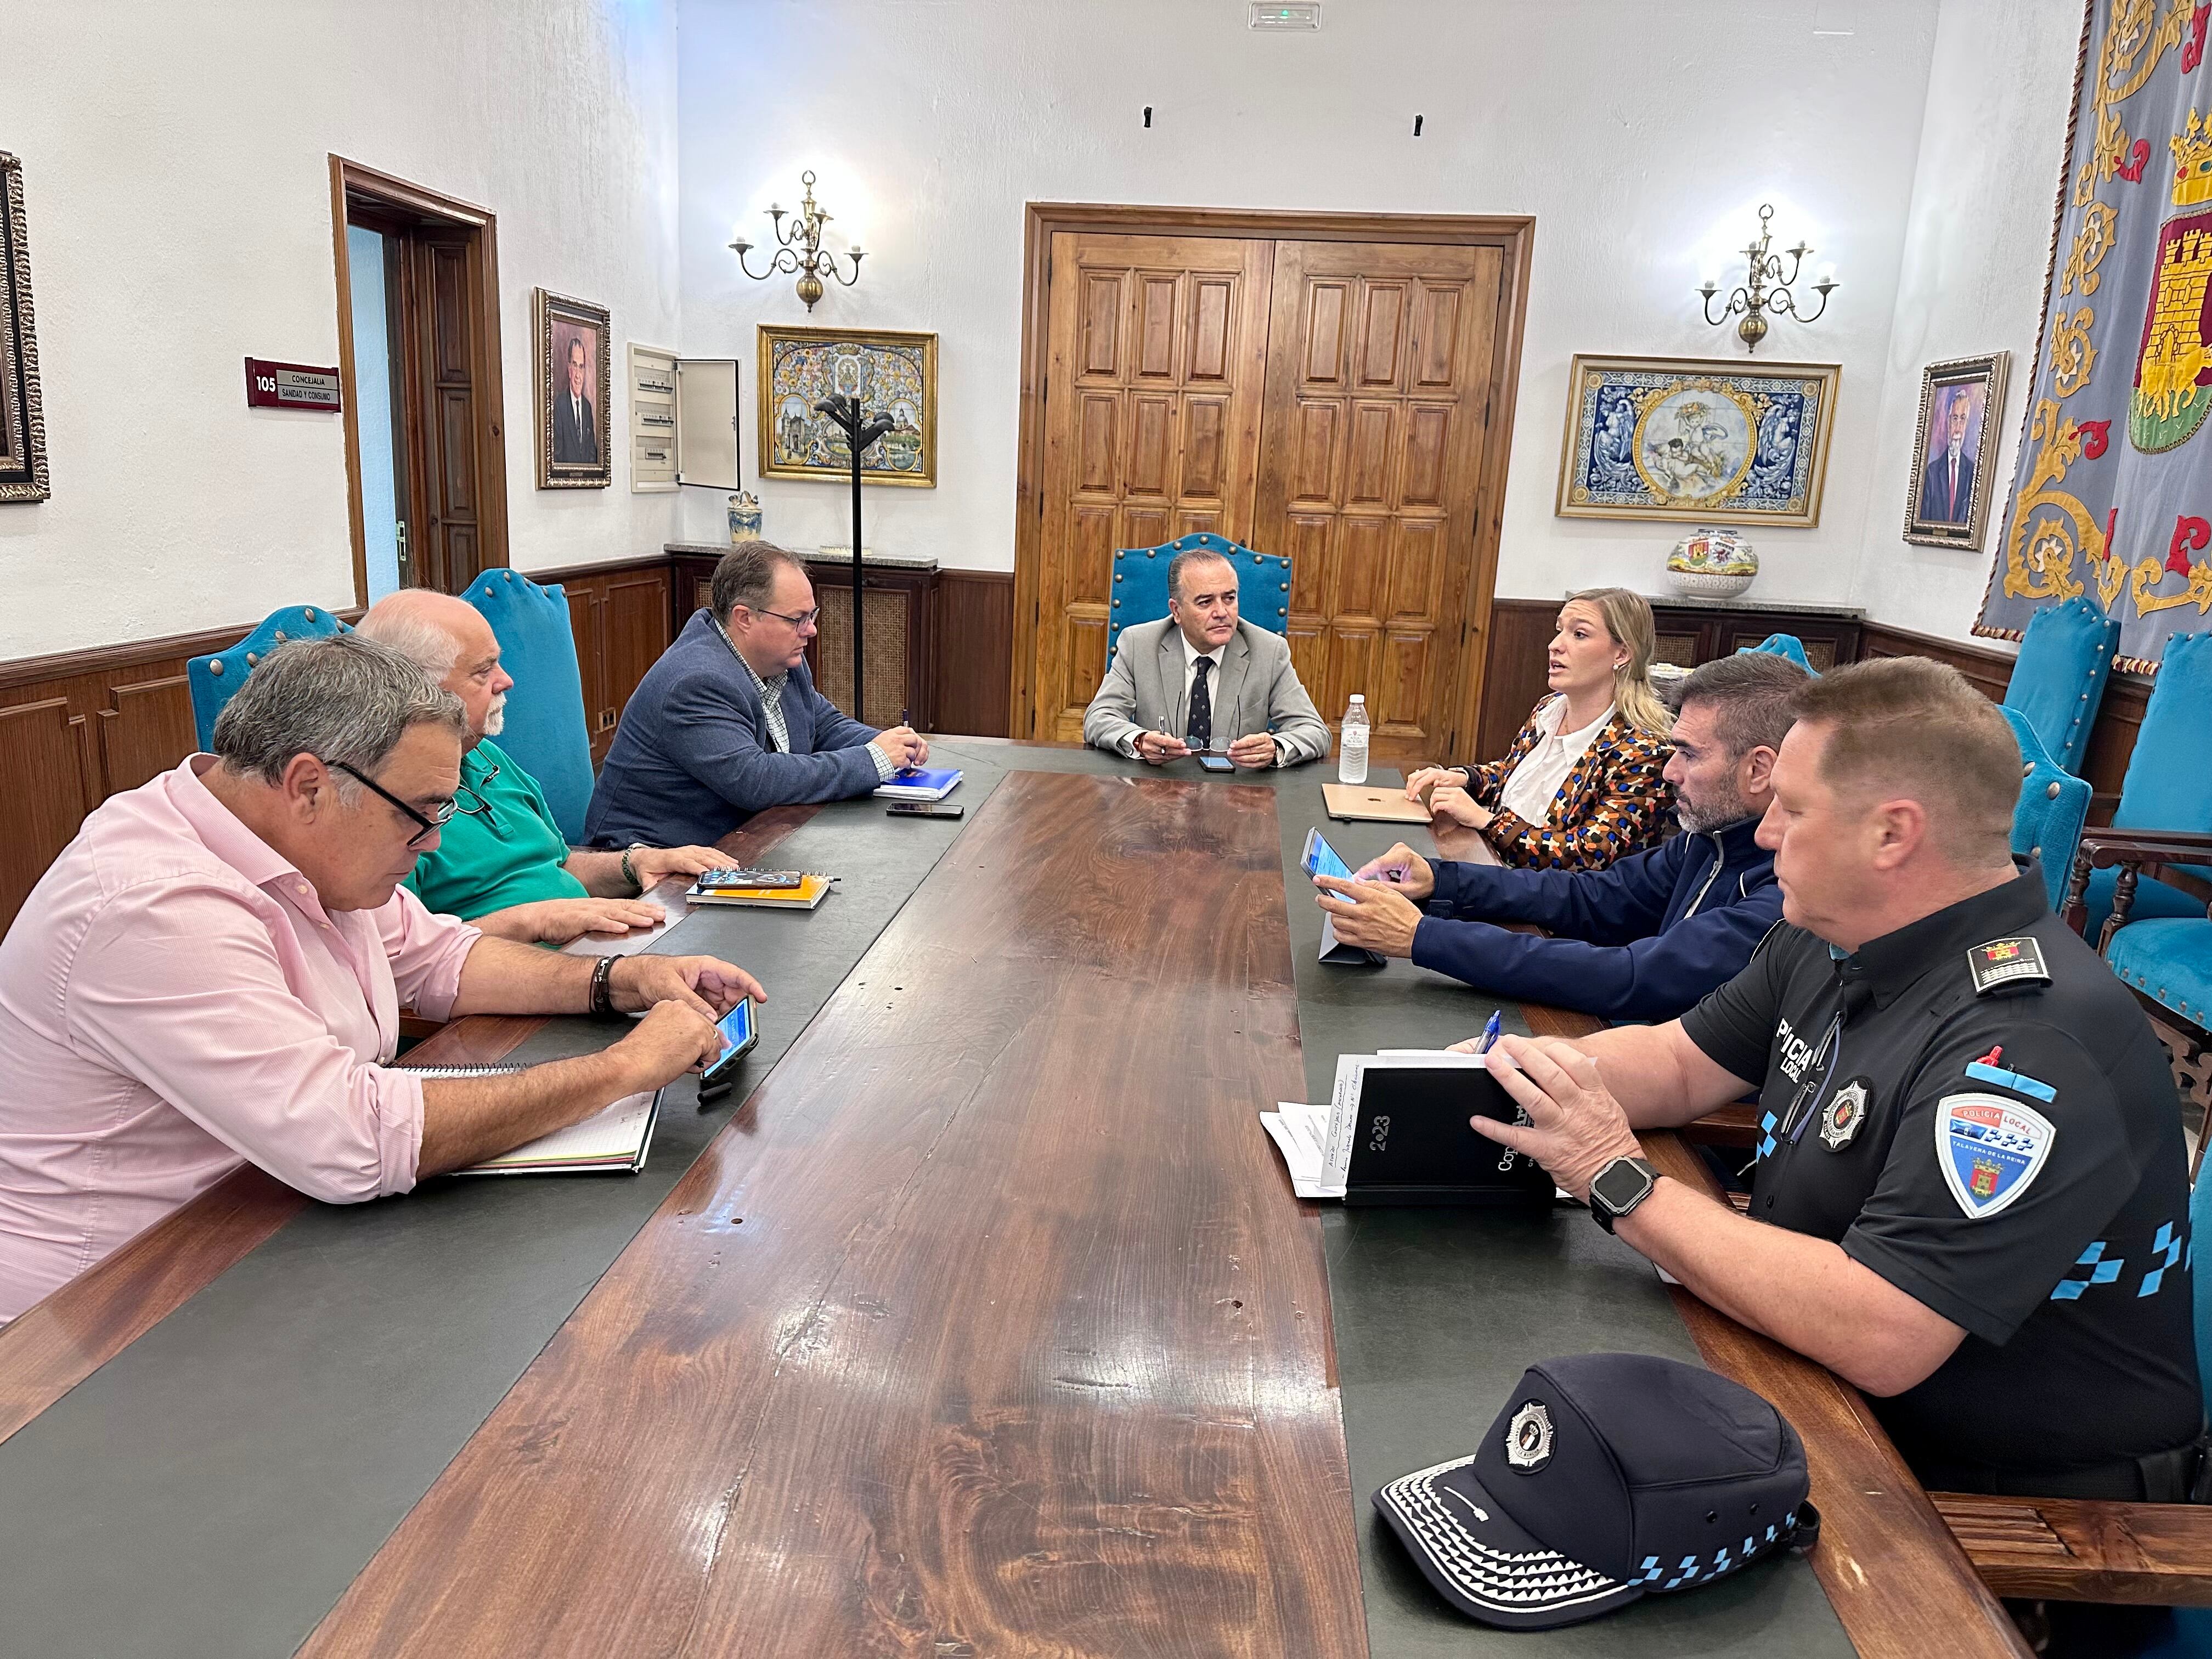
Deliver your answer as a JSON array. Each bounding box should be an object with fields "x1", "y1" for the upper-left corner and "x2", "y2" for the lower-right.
[{"x1": 872, "y1": 766, "x2": 963, "y2": 801}]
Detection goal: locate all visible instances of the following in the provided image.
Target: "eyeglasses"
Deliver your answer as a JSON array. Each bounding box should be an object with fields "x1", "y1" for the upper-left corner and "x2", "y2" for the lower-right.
[
  {"x1": 753, "y1": 605, "x2": 820, "y2": 629},
  {"x1": 331, "y1": 760, "x2": 461, "y2": 849}
]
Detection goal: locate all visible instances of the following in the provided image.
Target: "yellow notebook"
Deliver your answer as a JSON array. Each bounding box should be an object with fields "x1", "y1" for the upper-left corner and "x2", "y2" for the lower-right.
[{"x1": 686, "y1": 872, "x2": 835, "y2": 909}]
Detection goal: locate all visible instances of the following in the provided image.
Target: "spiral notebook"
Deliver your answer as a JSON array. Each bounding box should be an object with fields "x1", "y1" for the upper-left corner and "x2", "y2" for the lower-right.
[{"x1": 398, "y1": 1064, "x2": 663, "y2": 1175}]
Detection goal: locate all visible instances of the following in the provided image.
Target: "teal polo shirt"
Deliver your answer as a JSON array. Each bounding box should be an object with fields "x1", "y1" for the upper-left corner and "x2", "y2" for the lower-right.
[{"x1": 403, "y1": 737, "x2": 589, "y2": 919}]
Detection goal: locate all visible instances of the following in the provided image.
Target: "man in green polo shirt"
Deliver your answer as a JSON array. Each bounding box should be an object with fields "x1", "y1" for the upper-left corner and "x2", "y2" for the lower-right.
[{"x1": 356, "y1": 591, "x2": 725, "y2": 944}]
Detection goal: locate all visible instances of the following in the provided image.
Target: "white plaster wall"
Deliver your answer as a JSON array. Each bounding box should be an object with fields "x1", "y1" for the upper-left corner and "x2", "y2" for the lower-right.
[
  {"x1": 675, "y1": 0, "x2": 1942, "y2": 610},
  {"x1": 0, "y1": 0, "x2": 682, "y2": 659},
  {"x1": 1850, "y1": 0, "x2": 2085, "y2": 647}
]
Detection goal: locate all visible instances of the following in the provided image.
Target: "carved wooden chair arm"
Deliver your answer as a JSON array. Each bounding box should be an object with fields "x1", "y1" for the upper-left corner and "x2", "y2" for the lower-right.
[{"x1": 2059, "y1": 829, "x2": 2212, "y2": 946}]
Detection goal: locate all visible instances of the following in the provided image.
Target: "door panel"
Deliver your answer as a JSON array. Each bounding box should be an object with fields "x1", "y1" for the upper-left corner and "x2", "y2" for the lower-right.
[
  {"x1": 410, "y1": 236, "x2": 485, "y2": 593},
  {"x1": 1025, "y1": 227, "x2": 1517, "y2": 758},
  {"x1": 1032, "y1": 232, "x2": 1273, "y2": 740},
  {"x1": 1255, "y1": 240, "x2": 1505, "y2": 761}
]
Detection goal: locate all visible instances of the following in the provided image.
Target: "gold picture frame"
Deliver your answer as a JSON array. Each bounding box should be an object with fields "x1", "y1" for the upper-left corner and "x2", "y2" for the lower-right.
[
  {"x1": 0, "y1": 151, "x2": 50, "y2": 504},
  {"x1": 1554, "y1": 353, "x2": 1839, "y2": 528},
  {"x1": 757, "y1": 325, "x2": 937, "y2": 487},
  {"x1": 533, "y1": 287, "x2": 612, "y2": 489},
  {"x1": 1903, "y1": 351, "x2": 2008, "y2": 550}
]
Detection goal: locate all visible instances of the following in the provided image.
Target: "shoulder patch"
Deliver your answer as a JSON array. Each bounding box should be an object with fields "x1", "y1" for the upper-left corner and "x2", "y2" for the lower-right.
[
  {"x1": 1966, "y1": 935, "x2": 2051, "y2": 996},
  {"x1": 1937, "y1": 1092, "x2": 2056, "y2": 1220}
]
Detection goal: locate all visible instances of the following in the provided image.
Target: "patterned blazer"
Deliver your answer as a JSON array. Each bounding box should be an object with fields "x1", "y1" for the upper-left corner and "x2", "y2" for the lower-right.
[{"x1": 1459, "y1": 696, "x2": 1672, "y2": 871}]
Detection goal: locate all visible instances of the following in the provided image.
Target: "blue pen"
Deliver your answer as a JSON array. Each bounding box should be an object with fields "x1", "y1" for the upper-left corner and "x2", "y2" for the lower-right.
[{"x1": 1476, "y1": 1011, "x2": 1503, "y2": 1054}]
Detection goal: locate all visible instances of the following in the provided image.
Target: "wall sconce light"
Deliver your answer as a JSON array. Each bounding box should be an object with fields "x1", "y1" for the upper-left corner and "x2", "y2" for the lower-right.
[
  {"x1": 1698, "y1": 203, "x2": 1837, "y2": 353},
  {"x1": 728, "y1": 170, "x2": 864, "y2": 313}
]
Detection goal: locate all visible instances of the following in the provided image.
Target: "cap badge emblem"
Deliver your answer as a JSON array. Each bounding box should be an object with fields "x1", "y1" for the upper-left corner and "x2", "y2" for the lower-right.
[
  {"x1": 1820, "y1": 1079, "x2": 1870, "y2": 1150},
  {"x1": 1505, "y1": 1401, "x2": 1554, "y2": 1471}
]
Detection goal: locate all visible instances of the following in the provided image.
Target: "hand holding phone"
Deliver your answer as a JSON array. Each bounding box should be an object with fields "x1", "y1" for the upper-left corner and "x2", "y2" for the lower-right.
[{"x1": 697, "y1": 998, "x2": 760, "y2": 1102}]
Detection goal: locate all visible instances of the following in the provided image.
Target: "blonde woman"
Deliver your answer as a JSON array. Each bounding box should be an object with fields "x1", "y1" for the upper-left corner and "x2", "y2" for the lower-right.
[{"x1": 1404, "y1": 588, "x2": 1673, "y2": 871}]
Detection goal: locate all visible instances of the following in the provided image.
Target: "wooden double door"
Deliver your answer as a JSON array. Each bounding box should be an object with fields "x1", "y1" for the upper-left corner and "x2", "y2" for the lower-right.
[{"x1": 1021, "y1": 218, "x2": 1530, "y2": 764}]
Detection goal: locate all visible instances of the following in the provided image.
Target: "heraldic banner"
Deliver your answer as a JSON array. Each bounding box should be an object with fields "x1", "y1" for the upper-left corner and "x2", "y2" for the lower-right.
[{"x1": 1978, "y1": 0, "x2": 2212, "y2": 672}]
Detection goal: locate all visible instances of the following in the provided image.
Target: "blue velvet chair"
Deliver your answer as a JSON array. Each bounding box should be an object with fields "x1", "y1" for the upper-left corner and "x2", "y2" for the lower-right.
[
  {"x1": 465, "y1": 569, "x2": 596, "y2": 844},
  {"x1": 1999, "y1": 706, "x2": 2090, "y2": 913},
  {"x1": 2002, "y1": 595, "x2": 2120, "y2": 776},
  {"x1": 1105, "y1": 533, "x2": 1292, "y2": 661},
  {"x1": 1736, "y1": 633, "x2": 1815, "y2": 674},
  {"x1": 2061, "y1": 630, "x2": 2212, "y2": 946},
  {"x1": 187, "y1": 606, "x2": 351, "y2": 749}
]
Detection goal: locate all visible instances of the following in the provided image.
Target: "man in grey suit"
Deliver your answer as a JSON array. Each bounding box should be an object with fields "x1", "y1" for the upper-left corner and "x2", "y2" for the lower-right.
[{"x1": 1082, "y1": 546, "x2": 1330, "y2": 768}]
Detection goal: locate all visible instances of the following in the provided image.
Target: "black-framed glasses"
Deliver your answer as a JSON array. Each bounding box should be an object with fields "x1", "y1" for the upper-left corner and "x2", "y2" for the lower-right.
[
  {"x1": 454, "y1": 758, "x2": 498, "y2": 830},
  {"x1": 331, "y1": 760, "x2": 460, "y2": 849},
  {"x1": 753, "y1": 605, "x2": 820, "y2": 629}
]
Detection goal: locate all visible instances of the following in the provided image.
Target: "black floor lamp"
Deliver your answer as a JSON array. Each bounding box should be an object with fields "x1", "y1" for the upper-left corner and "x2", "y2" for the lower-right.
[{"x1": 811, "y1": 394, "x2": 895, "y2": 721}]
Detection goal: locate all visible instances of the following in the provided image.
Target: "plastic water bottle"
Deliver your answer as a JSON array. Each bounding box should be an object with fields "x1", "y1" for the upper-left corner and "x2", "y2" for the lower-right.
[{"x1": 1338, "y1": 694, "x2": 1370, "y2": 785}]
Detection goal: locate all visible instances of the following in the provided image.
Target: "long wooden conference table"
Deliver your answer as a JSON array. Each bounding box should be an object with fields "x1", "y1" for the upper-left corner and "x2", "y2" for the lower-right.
[{"x1": 0, "y1": 741, "x2": 2030, "y2": 1657}]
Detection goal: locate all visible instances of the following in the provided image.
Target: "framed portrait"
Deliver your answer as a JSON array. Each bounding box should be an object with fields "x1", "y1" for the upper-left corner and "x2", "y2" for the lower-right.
[
  {"x1": 1903, "y1": 352, "x2": 2008, "y2": 550},
  {"x1": 534, "y1": 288, "x2": 612, "y2": 489},
  {"x1": 757, "y1": 325, "x2": 937, "y2": 487},
  {"x1": 0, "y1": 152, "x2": 50, "y2": 504},
  {"x1": 1555, "y1": 354, "x2": 1839, "y2": 528}
]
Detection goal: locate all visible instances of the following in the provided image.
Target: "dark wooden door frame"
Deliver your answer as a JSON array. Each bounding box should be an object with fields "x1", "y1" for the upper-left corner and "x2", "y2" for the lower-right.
[
  {"x1": 1011, "y1": 202, "x2": 1537, "y2": 745},
  {"x1": 328, "y1": 156, "x2": 511, "y2": 602}
]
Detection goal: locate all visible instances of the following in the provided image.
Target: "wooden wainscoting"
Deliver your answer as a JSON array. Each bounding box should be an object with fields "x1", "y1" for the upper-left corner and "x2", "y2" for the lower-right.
[
  {"x1": 533, "y1": 560, "x2": 674, "y2": 767},
  {"x1": 0, "y1": 555, "x2": 1018, "y2": 935},
  {"x1": 934, "y1": 569, "x2": 1014, "y2": 738}
]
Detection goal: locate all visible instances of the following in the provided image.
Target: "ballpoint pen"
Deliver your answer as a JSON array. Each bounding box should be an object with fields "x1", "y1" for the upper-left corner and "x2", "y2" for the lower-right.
[{"x1": 1477, "y1": 1011, "x2": 1503, "y2": 1054}]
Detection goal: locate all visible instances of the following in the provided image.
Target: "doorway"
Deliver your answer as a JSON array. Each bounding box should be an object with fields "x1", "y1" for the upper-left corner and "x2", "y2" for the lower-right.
[
  {"x1": 1013, "y1": 206, "x2": 1532, "y2": 767},
  {"x1": 330, "y1": 158, "x2": 511, "y2": 601}
]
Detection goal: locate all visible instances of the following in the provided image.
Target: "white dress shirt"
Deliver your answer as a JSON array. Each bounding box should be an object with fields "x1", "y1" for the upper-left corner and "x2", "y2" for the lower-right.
[{"x1": 1497, "y1": 697, "x2": 1613, "y2": 825}]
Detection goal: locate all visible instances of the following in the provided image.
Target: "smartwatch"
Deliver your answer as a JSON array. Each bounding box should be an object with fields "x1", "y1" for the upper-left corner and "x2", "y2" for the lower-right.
[{"x1": 1588, "y1": 1155, "x2": 1660, "y2": 1233}]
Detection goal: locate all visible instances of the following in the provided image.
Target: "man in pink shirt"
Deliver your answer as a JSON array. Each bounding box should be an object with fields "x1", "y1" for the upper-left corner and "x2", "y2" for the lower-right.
[{"x1": 0, "y1": 634, "x2": 766, "y2": 1323}]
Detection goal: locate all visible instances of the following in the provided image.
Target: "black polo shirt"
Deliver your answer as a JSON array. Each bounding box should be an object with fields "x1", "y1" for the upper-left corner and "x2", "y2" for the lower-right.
[{"x1": 1679, "y1": 866, "x2": 2201, "y2": 1481}]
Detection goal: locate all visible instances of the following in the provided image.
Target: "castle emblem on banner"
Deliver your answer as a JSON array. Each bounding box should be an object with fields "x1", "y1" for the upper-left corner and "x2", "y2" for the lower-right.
[{"x1": 2132, "y1": 110, "x2": 2212, "y2": 454}]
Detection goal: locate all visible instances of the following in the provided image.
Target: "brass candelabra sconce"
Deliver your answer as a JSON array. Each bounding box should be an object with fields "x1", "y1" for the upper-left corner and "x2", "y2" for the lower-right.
[
  {"x1": 1698, "y1": 203, "x2": 1837, "y2": 353},
  {"x1": 728, "y1": 170, "x2": 865, "y2": 313}
]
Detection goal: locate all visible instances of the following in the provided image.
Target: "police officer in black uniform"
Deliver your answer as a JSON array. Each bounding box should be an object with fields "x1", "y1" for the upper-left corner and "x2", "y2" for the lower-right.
[{"x1": 1466, "y1": 657, "x2": 2203, "y2": 1516}]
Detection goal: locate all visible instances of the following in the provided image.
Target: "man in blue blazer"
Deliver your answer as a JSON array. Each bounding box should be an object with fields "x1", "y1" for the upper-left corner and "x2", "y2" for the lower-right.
[
  {"x1": 1312, "y1": 652, "x2": 1807, "y2": 1023},
  {"x1": 584, "y1": 541, "x2": 926, "y2": 849}
]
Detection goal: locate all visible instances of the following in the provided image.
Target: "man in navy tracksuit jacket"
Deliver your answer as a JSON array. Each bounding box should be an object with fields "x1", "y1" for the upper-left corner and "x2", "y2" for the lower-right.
[
  {"x1": 1314, "y1": 652, "x2": 1807, "y2": 1023},
  {"x1": 1409, "y1": 819, "x2": 1779, "y2": 1021}
]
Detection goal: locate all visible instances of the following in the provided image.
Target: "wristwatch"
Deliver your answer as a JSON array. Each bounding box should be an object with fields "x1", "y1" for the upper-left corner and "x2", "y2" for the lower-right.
[{"x1": 1588, "y1": 1155, "x2": 1661, "y2": 1233}]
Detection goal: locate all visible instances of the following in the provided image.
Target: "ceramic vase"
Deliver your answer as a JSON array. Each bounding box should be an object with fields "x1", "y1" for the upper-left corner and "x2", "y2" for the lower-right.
[
  {"x1": 1665, "y1": 527, "x2": 1758, "y2": 599},
  {"x1": 727, "y1": 490, "x2": 763, "y2": 545}
]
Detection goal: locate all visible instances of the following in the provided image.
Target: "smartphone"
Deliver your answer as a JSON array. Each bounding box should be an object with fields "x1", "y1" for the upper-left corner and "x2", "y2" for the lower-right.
[
  {"x1": 1197, "y1": 753, "x2": 1235, "y2": 772},
  {"x1": 697, "y1": 998, "x2": 760, "y2": 1101},
  {"x1": 1301, "y1": 826, "x2": 1356, "y2": 882},
  {"x1": 888, "y1": 802, "x2": 964, "y2": 818},
  {"x1": 696, "y1": 867, "x2": 804, "y2": 890}
]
